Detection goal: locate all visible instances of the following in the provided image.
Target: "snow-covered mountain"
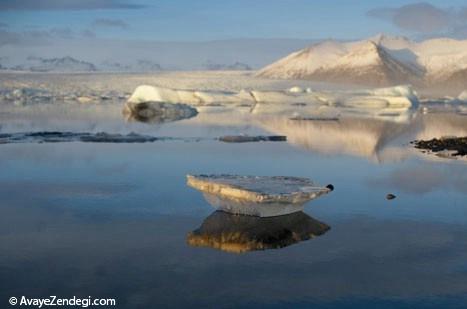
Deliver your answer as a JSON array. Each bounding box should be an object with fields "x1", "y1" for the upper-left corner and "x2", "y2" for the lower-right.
[
  {"x1": 100, "y1": 60, "x2": 163, "y2": 72},
  {"x1": 12, "y1": 56, "x2": 97, "y2": 72},
  {"x1": 257, "y1": 35, "x2": 467, "y2": 87},
  {"x1": 203, "y1": 61, "x2": 252, "y2": 71}
]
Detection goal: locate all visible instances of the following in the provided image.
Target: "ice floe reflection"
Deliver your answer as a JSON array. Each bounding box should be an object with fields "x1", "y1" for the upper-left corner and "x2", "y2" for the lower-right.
[{"x1": 187, "y1": 211, "x2": 330, "y2": 253}]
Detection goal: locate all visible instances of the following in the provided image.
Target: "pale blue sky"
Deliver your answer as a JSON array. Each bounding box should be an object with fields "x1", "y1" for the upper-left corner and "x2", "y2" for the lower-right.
[{"x1": 1, "y1": 0, "x2": 467, "y2": 41}]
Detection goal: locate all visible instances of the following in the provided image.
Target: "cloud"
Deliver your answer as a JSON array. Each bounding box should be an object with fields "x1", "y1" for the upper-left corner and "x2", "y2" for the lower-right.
[
  {"x1": 0, "y1": 30, "x2": 21, "y2": 46},
  {"x1": 0, "y1": 22, "x2": 8, "y2": 28},
  {"x1": 0, "y1": 27, "x2": 75, "y2": 46},
  {"x1": 0, "y1": 0, "x2": 145, "y2": 11},
  {"x1": 49, "y1": 27, "x2": 75, "y2": 39},
  {"x1": 367, "y1": 2, "x2": 467, "y2": 35},
  {"x1": 92, "y1": 18, "x2": 129, "y2": 29},
  {"x1": 81, "y1": 29, "x2": 97, "y2": 38}
]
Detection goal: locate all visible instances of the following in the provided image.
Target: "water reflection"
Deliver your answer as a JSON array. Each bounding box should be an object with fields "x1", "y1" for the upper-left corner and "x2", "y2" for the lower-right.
[
  {"x1": 255, "y1": 112, "x2": 467, "y2": 162},
  {"x1": 187, "y1": 211, "x2": 330, "y2": 253},
  {"x1": 177, "y1": 106, "x2": 467, "y2": 162},
  {"x1": 123, "y1": 101, "x2": 198, "y2": 124}
]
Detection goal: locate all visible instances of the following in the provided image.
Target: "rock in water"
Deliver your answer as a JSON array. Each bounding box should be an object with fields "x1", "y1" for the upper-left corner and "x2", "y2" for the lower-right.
[
  {"x1": 186, "y1": 174, "x2": 332, "y2": 217},
  {"x1": 386, "y1": 194, "x2": 396, "y2": 200},
  {"x1": 123, "y1": 101, "x2": 198, "y2": 123},
  {"x1": 412, "y1": 136, "x2": 467, "y2": 157},
  {"x1": 187, "y1": 211, "x2": 330, "y2": 253}
]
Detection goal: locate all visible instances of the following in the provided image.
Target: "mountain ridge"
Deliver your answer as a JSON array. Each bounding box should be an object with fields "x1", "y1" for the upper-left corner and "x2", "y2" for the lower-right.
[{"x1": 257, "y1": 35, "x2": 467, "y2": 88}]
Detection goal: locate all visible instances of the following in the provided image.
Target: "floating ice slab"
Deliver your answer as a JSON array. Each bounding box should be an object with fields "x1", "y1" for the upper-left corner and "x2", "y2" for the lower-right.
[
  {"x1": 0, "y1": 131, "x2": 160, "y2": 144},
  {"x1": 219, "y1": 135, "x2": 286, "y2": 143},
  {"x1": 187, "y1": 211, "x2": 330, "y2": 253},
  {"x1": 187, "y1": 174, "x2": 332, "y2": 217}
]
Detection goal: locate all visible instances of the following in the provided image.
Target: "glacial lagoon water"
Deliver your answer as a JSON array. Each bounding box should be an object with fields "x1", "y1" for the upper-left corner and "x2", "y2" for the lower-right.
[{"x1": 0, "y1": 103, "x2": 467, "y2": 308}]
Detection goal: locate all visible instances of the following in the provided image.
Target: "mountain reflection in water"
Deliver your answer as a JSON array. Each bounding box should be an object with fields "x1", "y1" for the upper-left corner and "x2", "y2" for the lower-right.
[{"x1": 187, "y1": 211, "x2": 330, "y2": 253}]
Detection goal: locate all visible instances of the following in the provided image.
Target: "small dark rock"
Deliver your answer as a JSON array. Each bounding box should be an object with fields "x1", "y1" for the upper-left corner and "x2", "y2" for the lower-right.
[{"x1": 386, "y1": 194, "x2": 396, "y2": 200}]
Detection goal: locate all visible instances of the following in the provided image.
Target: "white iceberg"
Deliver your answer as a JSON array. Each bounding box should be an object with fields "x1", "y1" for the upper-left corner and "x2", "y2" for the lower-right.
[
  {"x1": 128, "y1": 85, "x2": 255, "y2": 105},
  {"x1": 128, "y1": 84, "x2": 419, "y2": 111},
  {"x1": 187, "y1": 174, "x2": 332, "y2": 217},
  {"x1": 458, "y1": 90, "x2": 467, "y2": 102},
  {"x1": 288, "y1": 86, "x2": 305, "y2": 93},
  {"x1": 128, "y1": 85, "x2": 200, "y2": 105}
]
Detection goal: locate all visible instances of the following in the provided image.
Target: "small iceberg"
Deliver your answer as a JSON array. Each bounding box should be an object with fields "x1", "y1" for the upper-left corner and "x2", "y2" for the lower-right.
[
  {"x1": 187, "y1": 211, "x2": 330, "y2": 253},
  {"x1": 458, "y1": 90, "x2": 467, "y2": 102},
  {"x1": 187, "y1": 174, "x2": 332, "y2": 217}
]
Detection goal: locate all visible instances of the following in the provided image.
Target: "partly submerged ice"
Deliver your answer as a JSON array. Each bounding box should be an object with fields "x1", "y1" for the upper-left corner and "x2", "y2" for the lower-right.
[{"x1": 187, "y1": 174, "x2": 332, "y2": 217}]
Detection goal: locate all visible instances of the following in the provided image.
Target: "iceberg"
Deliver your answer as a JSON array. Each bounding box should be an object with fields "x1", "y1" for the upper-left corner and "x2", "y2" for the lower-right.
[
  {"x1": 341, "y1": 85, "x2": 419, "y2": 109},
  {"x1": 187, "y1": 211, "x2": 330, "y2": 253},
  {"x1": 127, "y1": 85, "x2": 255, "y2": 105},
  {"x1": 128, "y1": 85, "x2": 198, "y2": 105},
  {"x1": 288, "y1": 86, "x2": 305, "y2": 93},
  {"x1": 187, "y1": 174, "x2": 332, "y2": 217},
  {"x1": 128, "y1": 85, "x2": 418, "y2": 108},
  {"x1": 458, "y1": 90, "x2": 467, "y2": 102},
  {"x1": 127, "y1": 84, "x2": 419, "y2": 113}
]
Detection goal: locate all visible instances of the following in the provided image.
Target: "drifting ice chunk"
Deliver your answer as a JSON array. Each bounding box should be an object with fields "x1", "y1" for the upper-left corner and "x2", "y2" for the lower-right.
[
  {"x1": 128, "y1": 85, "x2": 255, "y2": 105},
  {"x1": 458, "y1": 90, "x2": 467, "y2": 102},
  {"x1": 288, "y1": 86, "x2": 305, "y2": 93},
  {"x1": 128, "y1": 85, "x2": 200, "y2": 105},
  {"x1": 187, "y1": 174, "x2": 332, "y2": 217},
  {"x1": 187, "y1": 211, "x2": 330, "y2": 253}
]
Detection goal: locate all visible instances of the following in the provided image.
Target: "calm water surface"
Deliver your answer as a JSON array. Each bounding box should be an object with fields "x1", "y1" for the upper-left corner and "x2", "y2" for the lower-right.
[{"x1": 0, "y1": 104, "x2": 466, "y2": 308}]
